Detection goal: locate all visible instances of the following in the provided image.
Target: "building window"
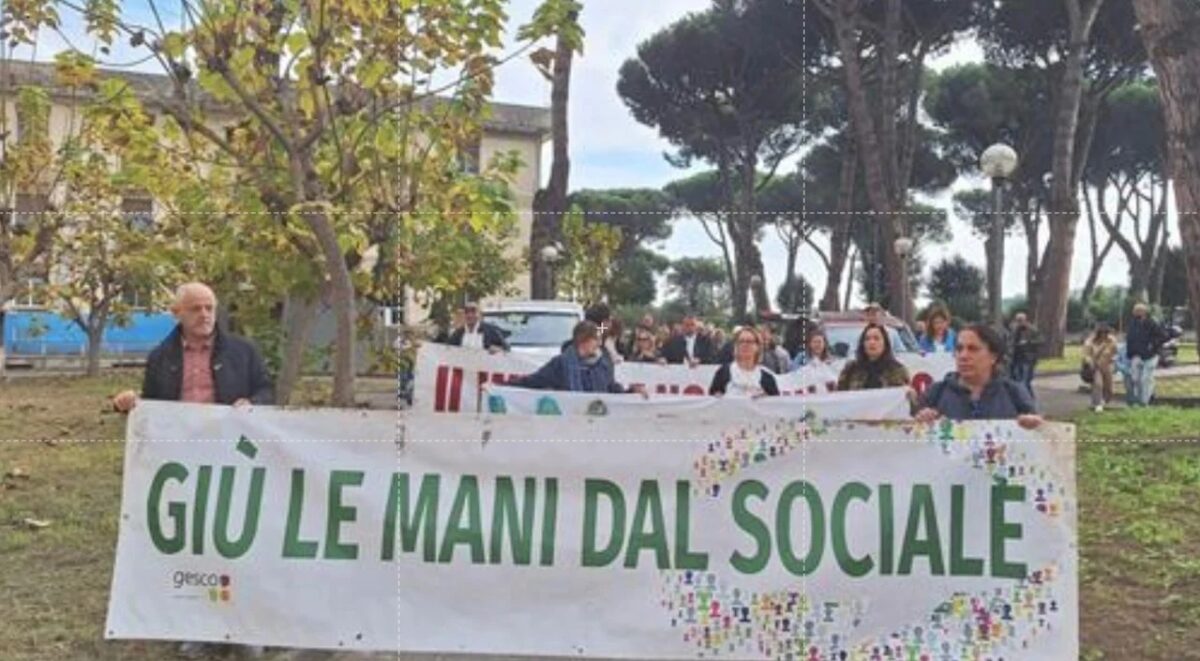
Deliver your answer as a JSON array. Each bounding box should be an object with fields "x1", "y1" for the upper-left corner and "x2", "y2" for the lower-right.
[
  {"x1": 2, "y1": 193, "x2": 52, "y2": 232},
  {"x1": 458, "y1": 138, "x2": 481, "y2": 175}
]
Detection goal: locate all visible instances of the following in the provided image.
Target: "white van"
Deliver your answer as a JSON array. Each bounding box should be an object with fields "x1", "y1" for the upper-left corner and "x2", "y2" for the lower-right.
[{"x1": 482, "y1": 300, "x2": 585, "y2": 360}]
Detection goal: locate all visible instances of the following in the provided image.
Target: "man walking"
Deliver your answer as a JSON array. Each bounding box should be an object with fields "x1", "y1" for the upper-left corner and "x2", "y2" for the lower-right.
[
  {"x1": 1124, "y1": 303, "x2": 1165, "y2": 407},
  {"x1": 1008, "y1": 312, "x2": 1041, "y2": 392}
]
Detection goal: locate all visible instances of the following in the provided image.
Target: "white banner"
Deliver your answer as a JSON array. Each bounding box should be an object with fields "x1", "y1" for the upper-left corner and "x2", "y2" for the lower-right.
[
  {"x1": 480, "y1": 384, "x2": 913, "y2": 420},
  {"x1": 414, "y1": 343, "x2": 955, "y2": 413},
  {"x1": 109, "y1": 402, "x2": 1077, "y2": 659}
]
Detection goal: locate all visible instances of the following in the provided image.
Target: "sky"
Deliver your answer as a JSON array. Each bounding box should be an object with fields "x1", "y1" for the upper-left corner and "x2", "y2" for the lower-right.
[
  {"x1": 489, "y1": 0, "x2": 1176, "y2": 309},
  {"x1": 11, "y1": 0, "x2": 1173, "y2": 311}
]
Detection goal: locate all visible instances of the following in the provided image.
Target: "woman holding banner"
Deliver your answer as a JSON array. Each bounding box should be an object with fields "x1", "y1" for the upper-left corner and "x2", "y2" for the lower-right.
[
  {"x1": 915, "y1": 324, "x2": 1043, "y2": 428},
  {"x1": 837, "y1": 324, "x2": 911, "y2": 391},
  {"x1": 709, "y1": 327, "x2": 779, "y2": 398}
]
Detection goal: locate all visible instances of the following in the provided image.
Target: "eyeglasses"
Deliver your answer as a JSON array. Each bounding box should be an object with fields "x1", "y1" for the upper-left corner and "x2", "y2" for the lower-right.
[{"x1": 736, "y1": 339, "x2": 760, "y2": 346}]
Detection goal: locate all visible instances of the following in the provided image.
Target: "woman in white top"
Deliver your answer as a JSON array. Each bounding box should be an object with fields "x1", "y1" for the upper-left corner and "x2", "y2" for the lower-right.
[{"x1": 708, "y1": 327, "x2": 780, "y2": 398}]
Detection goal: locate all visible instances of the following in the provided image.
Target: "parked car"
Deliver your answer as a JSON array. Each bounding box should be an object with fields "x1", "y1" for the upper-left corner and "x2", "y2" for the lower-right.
[
  {"x1": 765, "y1": 309, "x2": 921, "y2": 359},
  {"x1": 814, "y1": 311, "x2": 922, "y2": 358},
  {"x1": 482, "y1": 300, "x2": 585, "y2": 360}
]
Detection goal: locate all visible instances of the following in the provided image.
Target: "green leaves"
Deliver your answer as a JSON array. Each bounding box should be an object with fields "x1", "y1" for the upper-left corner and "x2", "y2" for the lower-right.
[
  {"x1": 82, "y1": 0, "x2": 118, "y2": 45},
  {"x1": 556, "y1": 207, "x2": 622, "y2": 305},
  {"x1": 53, "y1": 51, "x2": 97, "y2": 88},
  {"x1": 161, "y1": 32, "x2": 188, "y2": 60},
  {"x1": 518, "y1": 0, "x2": 584, "y2": 50}
]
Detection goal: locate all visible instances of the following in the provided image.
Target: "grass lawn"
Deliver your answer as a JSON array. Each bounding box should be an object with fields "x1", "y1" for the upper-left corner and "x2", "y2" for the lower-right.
[
  {"x1": 3, "y1": 376, "x2": 1200, "y2": 659},
  {"x1": 1038, "y1": 342, "x2": 1198, "y2": 375},
  {"x1": 1038, "y1": 344, "x2": 1085, "y2": 374}
]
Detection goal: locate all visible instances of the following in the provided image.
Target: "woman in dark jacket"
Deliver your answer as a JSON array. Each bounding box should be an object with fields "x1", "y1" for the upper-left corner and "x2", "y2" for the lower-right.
[
  {"x1": 837, "y1": 323, "x2": 910, "y2": 390},
  {"x1": 709, "y1": 327, "x2": 779, "y2": 397},
  {"x1": 512, "y1": 321, "x2": 644, "y2": 394},
  {"x1": 916, "y1": 324, "x2": 1043, "y2": 429}
]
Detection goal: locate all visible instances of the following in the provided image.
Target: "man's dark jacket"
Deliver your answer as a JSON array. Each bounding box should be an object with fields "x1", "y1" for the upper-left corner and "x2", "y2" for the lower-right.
[
  {"x1": 447, "y1": 323, "x2": 510, "y2": 351},
  {"x1": 141, "y1": 326, "x2": 274, "y2": 405},
  {"x1": 1125, "y1": 316, "x2": 1165, "y2": 360},
  {"x1": 661, "y1": 333, "x2": 716, "y2": 365}
]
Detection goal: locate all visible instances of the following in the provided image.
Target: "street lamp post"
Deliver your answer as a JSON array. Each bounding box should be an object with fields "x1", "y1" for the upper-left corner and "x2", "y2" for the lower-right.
[
  {"x1": 539, "y1": 243, "x2": 564, "y2": 300},
  {"x1": 893, "y1": 236, "x2": 914, "y2": 325},
  {"x1": 980, "y1": 144, "x2": 1019, "y2": 329}
]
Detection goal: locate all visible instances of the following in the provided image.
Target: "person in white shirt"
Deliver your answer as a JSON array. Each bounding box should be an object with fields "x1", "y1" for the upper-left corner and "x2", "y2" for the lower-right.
[
  {"x1": 663, "y1": 314, "x2": 715, "y2": 366},
  {"x1": 447, "y1": 302, "x2": 508, "y2": 353},
  {"x1": 709, "y1": 327, "x2": 779, "y2": 398}
]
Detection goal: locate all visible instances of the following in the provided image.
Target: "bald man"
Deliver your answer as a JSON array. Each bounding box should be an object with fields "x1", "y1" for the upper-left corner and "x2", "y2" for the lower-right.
[{"x1": 113, "y1": 283, "x2": 273, "y2": 412}]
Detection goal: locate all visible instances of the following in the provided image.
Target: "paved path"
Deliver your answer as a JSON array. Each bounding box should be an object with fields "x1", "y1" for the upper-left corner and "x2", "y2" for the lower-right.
[
  {"x1": 1034, "y1": 363, "x2": 1200, "y2": 392},
  {"x1": 1032, "y1": 363, "x2": 1199, "y2": 420}
]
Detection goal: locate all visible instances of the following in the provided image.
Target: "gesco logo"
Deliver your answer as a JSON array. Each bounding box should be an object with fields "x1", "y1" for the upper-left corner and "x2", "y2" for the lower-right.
[{"x1": 171, "y1": 570, "x2": 233, "y2": 603}]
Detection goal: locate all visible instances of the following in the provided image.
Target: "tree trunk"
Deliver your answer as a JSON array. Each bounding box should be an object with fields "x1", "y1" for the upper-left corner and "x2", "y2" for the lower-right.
[
  {"x1": 985, "y1": 181, "x2": 1005, "y2": 325},
  {"x1": 86, "y1": 322, "x2": 104, "y2": 378},
  {"x1": 844, "y1": 244, "x2": 858, "y2": 311},
  {"x1": 275, "y1": 292, "x2": 322, "y2": 405},
  {"x1": 826, "y1": 0, "x2": 905, "y2": 322},
  {"x1": 301, "y1": 208, "x2": 357, "y2": 407},
  {"x1": 1033, "y1": 0, "x2": 1104, "y2": 357},
  {"x1": 1149, "y1": 229, "x2": 1170, "y2": 305},
  {"x1": 1020, "y1": 202, "x2": 1041, "y2": 315},
  {"x1": 1133, "y1": 0, "x2": 1200, "y2": 362},
  {"x1": 1080, "y1": 187, "x2": 1117, "y2": 311},
  {"x1": 530, "y1": 15, "x2": 576, "y2": 300},
  {"x1": 820, "y1": 144, "x2": 858, "y2": 312},
  {"x1": 783, "y1": 240, "x2": 798, "y2": 312}
]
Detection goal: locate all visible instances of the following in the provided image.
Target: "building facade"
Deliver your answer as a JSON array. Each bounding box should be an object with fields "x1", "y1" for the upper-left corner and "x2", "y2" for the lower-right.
[{"x1": 1, "y1": 61, "x2": 549, "y2": 367}]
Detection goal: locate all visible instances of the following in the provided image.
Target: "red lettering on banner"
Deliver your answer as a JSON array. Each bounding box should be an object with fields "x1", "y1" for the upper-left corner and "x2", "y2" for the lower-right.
[
  {"x1": 435, "y1": 365, "x2": 450, "y2": 412},
  {"x1": 682, "y1": 384, "x2": 706, "y2": 396},
  {"x1": 449, "y1": 368, "x2": 463, "y2": 412},
  {"x1": 911, "y1": 372, "x2": 933, "y2": 396}
]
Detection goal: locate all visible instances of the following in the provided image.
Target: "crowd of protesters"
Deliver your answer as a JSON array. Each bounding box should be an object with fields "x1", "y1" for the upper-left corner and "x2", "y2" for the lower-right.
[{"x1": 432, "y1": 297, "x2": 1179, "y2": 422}]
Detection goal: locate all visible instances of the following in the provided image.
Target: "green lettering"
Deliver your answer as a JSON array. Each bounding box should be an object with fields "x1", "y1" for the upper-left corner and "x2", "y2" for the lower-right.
[
  {"x1": 283, "y1": 469, "x2": 318, "y2": 558},
  {"x1": 540, "y1": 478, "x2": 558, "y2": 566},
  {"x1": 192, "y1": 465, "x2": 211, "y2": 554},
  {"x1": 214, "y1": 466, "x2": 265, "y2": 559},
  {"x1": 777, "y1": 481, "x2": 824, "y2": 576},
  {"x1": 147, "y1": 462, "x2": 187, "y2": 554},
  {"x1": 438, "y1": 476, "x2": 484, "y2": 563},
  {"x1": 879, "y1": 485, "x2": 894, "y2": 575},
  {"x1": 950, "y1": 484, "x2": 984, "y2": 576},
  {"x1": 582, "y1": 479, "x2": 625, "y2": 567},
  {"x1": 439, "y1": 475, "x2": 484, "y2": 563},
  {"x1": 381, "y1": 474, "x2": 440, "y2": 561},
  {"x1": 674, "y1": 481, "x2": 709, "y2": 571},
  {"x1": 730, "y1": 480, "x2": 770, "y2": 575},
  {"x1": 990, "y1": 483, "x2": 1027, "y2": 579},
  {"x1": 324, "y1": 471, "x2": 363, "y2": 560},
  {"x1": 625, "y1": 481, "x2": 670, "y2": 569},
  {"x1": 490, "y1": 477, "x2": 536, "y2": 565},
  {"x1": 831, "y1": 482, "x2": 873, "y2": 577},
  {"x1": 898, "y1": 484, "x2": 945, "y2": 576}
]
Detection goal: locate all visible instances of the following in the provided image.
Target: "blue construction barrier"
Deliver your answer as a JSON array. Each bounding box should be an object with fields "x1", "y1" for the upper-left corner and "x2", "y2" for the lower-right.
[{"x1": 1, "y1": 308, "x2": 176, "y2": 356}]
